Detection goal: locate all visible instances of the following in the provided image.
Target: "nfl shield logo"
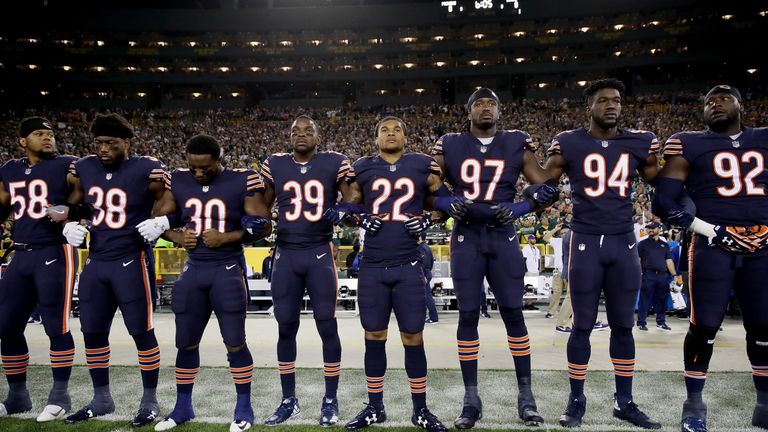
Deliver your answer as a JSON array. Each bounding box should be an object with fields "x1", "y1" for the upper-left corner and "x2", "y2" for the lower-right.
[
  {"x1": 601, "y1": 141, "x2": 609, "y2": 148},
  {"x1": 457, "y1": 235, "x2": 464, "y2": 243},
  {"x1": 275, "y1": 252, "x2": 280, "y2": 260},
  {"x1": 578, "y1": 243, "x2": 586, "y2": 251},
  {"x1": 732, "y1": 141, "x2": 740, "y2": 148},
  {"x1": 202, "y1": 186, "x2": 209, "y2": 193},
  {"x1": 85, "y1": 258, "x2": 91, "y2": 265},
  {"x1": 300, "y1": 166, "x2": 308, "y2": 174},
  {"x1": 480, "y1": 146, "x2": 488, "y2": 153},
  {"x1": 106, "y1": 173, "x2": 112, "y2": 180},
  {"x1": 389, "y1": 165, "x2": 397, "y2": 172},
  {"x1": 24, "y1": 168, "x2": 31, "y2": 175},
  {"x1": 182, "y1": 264, "x2": 189, "y2": 273}
]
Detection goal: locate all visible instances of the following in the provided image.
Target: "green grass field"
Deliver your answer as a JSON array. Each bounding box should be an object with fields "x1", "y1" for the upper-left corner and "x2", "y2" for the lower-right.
[{"x1": 0, "y1": 366, "x2": 760, "y2": 432}]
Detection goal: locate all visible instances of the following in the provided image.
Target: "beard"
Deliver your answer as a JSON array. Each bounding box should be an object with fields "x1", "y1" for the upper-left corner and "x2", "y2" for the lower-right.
[{"x1": 473, "y1": 118, "x2": 496, "y2": 131}]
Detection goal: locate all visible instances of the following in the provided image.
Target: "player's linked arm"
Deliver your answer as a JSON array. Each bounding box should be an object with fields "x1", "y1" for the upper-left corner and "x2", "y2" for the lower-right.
[
  {"x1": 46, "y1": 172, "x2": 90, "y2": 223},
  {"x1": 241, "y1": 191, "x2": 273, "y2": 241},
  {"x1": 522, "y1": 150, "x2": 559, "y2": 211},
  {"x1": 638, "y1": 153, "x2": 660, "y2": 183}
]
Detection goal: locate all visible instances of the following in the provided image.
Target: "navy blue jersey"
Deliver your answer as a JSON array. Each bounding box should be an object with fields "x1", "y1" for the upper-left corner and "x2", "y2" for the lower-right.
[
  {"x1": 260, "y1": 151, "x2": 353, "y2": 249},
  {"x1": 547, "y1": 128, "x2": 659, "y2": 235},
  {"x1": 353, "y1": 153, "x2": 440, "y2": 266},
  {"x1": 72, "y1": 155, "x2": 167, "y2": 260},
  {"x1": 432, "y1": 130, "x2": 531, "y2": 223},
  {"x1": 663, "y1": 127, "x2": 768, "y2": 226},
  {"x1": 169, "y1": 168, "x2": 262, "y2": 263},
  {"x1": 0, "y1": 155, "x2": 77, "y2": 245}
]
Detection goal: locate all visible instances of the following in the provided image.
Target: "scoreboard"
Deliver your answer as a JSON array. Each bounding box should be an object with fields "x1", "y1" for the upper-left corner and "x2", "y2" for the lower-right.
[{"x1": 440, "y1": 0, "x2": 522, "y2": 18}]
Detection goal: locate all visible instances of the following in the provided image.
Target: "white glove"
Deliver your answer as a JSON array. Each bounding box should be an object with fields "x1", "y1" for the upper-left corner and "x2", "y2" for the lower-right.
[
  {"x1": 63, "y1": 221, "x2": 88, "y2": 246},
  {"x1": 136, "y1": 216, "x2": 170, "y2": 243}
]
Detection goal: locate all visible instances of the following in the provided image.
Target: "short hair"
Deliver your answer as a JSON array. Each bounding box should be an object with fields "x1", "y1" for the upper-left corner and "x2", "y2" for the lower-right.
[
  {"x1": 292, "y1": 115, "x2": 320, "y2": 133},
  {"x1": 185, "y1": 134, "x2": 221, "y2": 159},
  {"x1": 90, "y1": 113, "x2": 134, "y2": 139},
  {"x1": 375, "y1": 116, "x2": 407, "y2": 137},
  {"x1": 583, "y1": 78, "x2": 626, "y2": 105}
]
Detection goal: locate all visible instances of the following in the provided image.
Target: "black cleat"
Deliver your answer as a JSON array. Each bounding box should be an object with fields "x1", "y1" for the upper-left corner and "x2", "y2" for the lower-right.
[
  {"x1": 453, "y1": 405, "x2": 482, "y2": 429},
  {"x1": 132, "y1": 407, "x2": 158, "y2": 428},
  {"x1": 559, "y1": 394, "x2": 586, "y2": 428},
  {"x1": 319, "y1": 397, "x2": 339, "y2": 427},
  {"x1": 64, "y1": 406, "x2": 96, "y2": 424},
  {"x1": 681, "y1": 416, "x2": 707, "y2": 432},
  {"x1": 613, "y1": 399, "x2": 661, "y2": 430},
  {"x1": 412, "y1": 407, "x2": 447, "y2": 432},
  {"x1": 345, "y1": 403, "x2": 386, "y2": 430},
  {"x1": 518, "y1": 395, "x2": 543, "y2": 427},
  {"x1": 264, "y1": 397, "x2": 300, "y2": 426}
]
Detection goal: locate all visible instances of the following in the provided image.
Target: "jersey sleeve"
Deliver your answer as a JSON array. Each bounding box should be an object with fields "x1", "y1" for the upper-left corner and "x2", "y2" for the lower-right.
[
  {"x1": 428, "y1": 156, "x2": 442, "y2": 177},
  {"x1": 521, "y1": 131, "x2": 538, "y2": 152},
  {"x1": 431, "y1": 134, "x2": 449, "y2": 156},
  {"x1": 662, "y1": 133, "x2": 684, "y2": 160},
  {"x1": 547, "y1": 134, "x2": 564, "y2": 156},
  {"x1": 145, "y1": 157, "x2": 168, "y2": 183},
  {"x1": 259, "y1": 157, "x2": 274, "y2": 188},
  {"x1": 246, "y1": 169, "x2": 264, "y2": 195},
  {"x1": 337, "y1": 156, "x2": 354, "y2": 184},
  {"x1": 648, "y1": 132, "x2": 661, "y2": 156},
  {"x1": 165, "y1": 170, "x2": 175, "y2": 191},
  {"x1": 69, "y1": 159, "x2": 80, "y2": 178}
]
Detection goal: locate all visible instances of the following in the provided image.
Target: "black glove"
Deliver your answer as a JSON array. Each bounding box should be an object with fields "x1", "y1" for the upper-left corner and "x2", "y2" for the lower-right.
[
  {"x1": 404, "y1": 213, "x2": 433, "y2": 237},
  {"x1": 355, "y1": 214, "x2": 383, "y2": 236}
]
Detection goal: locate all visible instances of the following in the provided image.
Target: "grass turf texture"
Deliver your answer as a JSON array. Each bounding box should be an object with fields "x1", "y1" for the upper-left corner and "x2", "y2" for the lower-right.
[{"x1": 0, "y1": 366, "x2": 760, "y2": 431}]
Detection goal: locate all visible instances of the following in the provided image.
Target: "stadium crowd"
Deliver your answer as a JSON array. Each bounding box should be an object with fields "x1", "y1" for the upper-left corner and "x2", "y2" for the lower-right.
[{"x1": 1, "y1": 93, "x2": 767, "y2": 243}]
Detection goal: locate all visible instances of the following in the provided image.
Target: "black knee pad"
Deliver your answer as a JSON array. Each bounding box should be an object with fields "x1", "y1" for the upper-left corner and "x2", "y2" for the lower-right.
[
  {"x1": 315, "y1": 318, "x2": 339, "y2": 341},
  {"x1": 278, "y1": 320, "x2": 300, "y2": 339},
  {"x1": 745, "y1": 325, "x2": 768, "y2": 363},
  {"x1": 83, "y1": 332, "x2": 110, "y2": 348},
  {"x1": 684, "y1": 324, "x2": 719, "y2": 370},
  {"x1": 459, "y1": 310, "x2": 480, "y2": 328},
  {"x1": 570, "y1": 328, "x2": 592, "y2": 345},
  {"x1": 499, "y1": 306, "x2": 524, "y2": 324},
  {"x1": 132, "y1": 329, "x2": 158, "y2": 350}
]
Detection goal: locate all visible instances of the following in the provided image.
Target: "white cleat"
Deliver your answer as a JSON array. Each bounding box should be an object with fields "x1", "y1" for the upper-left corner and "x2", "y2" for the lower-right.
[
  {"x1": 230, "y1": 419, "x2": 252, "y2": 432},
  {"x1": 155, "y1": 418, "x2": 179, "y2": 431},
  {"x1": 37, "y1": 405, "x2": 67, "y2": 422},
  {"x1": 0, "y1": 403, "x2": 7, "y2": 417}
]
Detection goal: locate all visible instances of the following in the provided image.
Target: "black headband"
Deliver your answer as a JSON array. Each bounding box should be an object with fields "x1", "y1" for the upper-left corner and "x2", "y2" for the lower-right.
[
  {"x1": 19, "y1": 117, "x2": 53, "y2": 138},
  {"x1": 705, "y1": 84, "x2": 742, "y2": 102},
  {"x1": 466, "y1": 87, "x2": 500, "y2": 110}
]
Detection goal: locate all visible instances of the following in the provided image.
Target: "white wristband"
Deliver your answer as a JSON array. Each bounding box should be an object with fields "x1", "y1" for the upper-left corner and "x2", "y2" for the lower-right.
[{"x1": 688, "y1": 217, "x2": 716, "y2": 238}]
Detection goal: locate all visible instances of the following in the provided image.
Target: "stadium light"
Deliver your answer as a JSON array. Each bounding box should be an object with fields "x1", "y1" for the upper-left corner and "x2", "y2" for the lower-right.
[
  {"x1": 220, "y1": 42, "x2": 228, "y2": 47},
  {"x1": 748, "y1": 68, "x2": 758, "y2": 74},
  {"x1": 434, "y1": 61, "x2": 447, "y2": 67},
  {"x1": 513, "y1": 31, "x2": 526, "y2": 37},
  {"x1": 577, "y1": 80, "x2": 587, "y2": 86},
  {"x1": 24, "y1": 38, "x2": 39, "y2": 43},
  {"x1": 403, "y1": 62, "x2": 416, "y2": 69},
  {"x1": 551, "y1": 56, "x2": 559, "y2": 61},
  {"x1": 122, "y1": 66, "x2": 138, "y2": 72},
  {"x1": 761, "y1": 11, "x2": 768, "y2": 17},
  {"x1": 280, "y1": 66, "x2": 293, "y2": 72},
  {"x1": 188, "y1": 42, "x2": 197, "y2": 47},
  {"x1": 721, "y1": 14, "x2": 734, "y2": 20},
  {"x1": 546, "y1": 29, "x2": 558, "y2": 34},
  {"x1": 249, "y1": 41, "x2": 263, "y2": 47},
  {"x1": 218, "y1": 67, "x2": 230, "y2": 72},
  {"x1": 128, "y1": 41, "x2": 137, "y2": 47},
  {"x1": 343, "y1": 65, "x2": 353, "y2": 70},
  {"x1": 96, "y1": 40, "x2": 105, "y2": 46},
  {"x1": 647, "y1": 21, "x2": 660, "y2": 26},
  {"x1": 613, "y1": 24, "x2": 625, "y2": 30},
  {"x1": 474, "y1": 33, "x2": 485, "y2": 39},
  {"x1": 61, "y1": 66, "x2": 73, "y2": 71},
  {"x1": 154, "y1": 66, "x2": 168, "y2": 72},
  {"x1": 310, "y1": 40, "x2": 322, "y2": 46},
  {"x1": 613, "y1": 51, "x2": 622, "y2": 56},
  {"x1": 368, "y1": 38, "x2": 383, "y2": 44},
  {"x1": 373, "y1": 64, "x2": 384, "y2": 69},
  {"x1": 250, "y1": 66, "x2": 262, "y2": 72},
  {"x1": 377, "y1": 89, "x2": 387, "y2": 95},
  {"x1": 40, "y1": 90, "x2": 49, "y2": 96},
  {"x1": 579, "y1": 27, "x2": 590, "y2": 33},
  {"x1": 415, "y1": 88, "x2": 425, "y2": 94},
  {"x1": 650, "y1": 48, "x2": 660, "y2": 54},
  {"x1": 515, "y1": 57, "x2": 525, "y2": 63},
  {"x1": 192, "y1": 93, "x2": 202, "y2": 98},
  {"x1": 432, "y1": 35, "x2": 445, "y2": 41},
  {"x1": 400, "y1": 37, "x2": 417, "y2": 43},
  {"x1": 157, "y1": 41, "x2": 169, "y2": 47},
  {"x1": 93, "y1": 66, "x2": 106, "y2": 72},
  {"x1": 186, "y1": 67, "x2": 200, "y2": 72},
  {"x1": 231, "y1": 92, "x2": 240, "y2": 97},
  {"x1": 538, "y1": 83, "x2": 548, "y2": 88},
  {"x1": 97, "y1": 92, "x2": 107, "y2": 97},
  {"x1": 338, "y1": 39, "x2": 349, "y2": 45},
  {"x1": 137, "y1": 92, "x2": 146, "y2": 97},
  {"x1": 279, "y1": 40, "x2": 293, "y2": 47},
  {"x1": 469, "y1": 60, "x2": 480, "y2": 66}
]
